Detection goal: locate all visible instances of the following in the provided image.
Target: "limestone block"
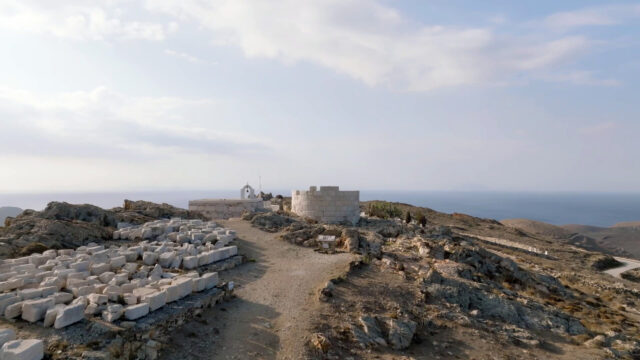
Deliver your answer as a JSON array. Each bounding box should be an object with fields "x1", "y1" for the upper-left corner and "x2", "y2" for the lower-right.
[
  {"x1": 0, "y1": 272, "x2": 18, "y2": 282},
  {"x1": 112, "y1": 273, "x2": 129, "y2": 286},
  {"x1": 58, "y1": 249, "x2": 74, "y2": 257},
  {"x1": 129, "y1": 246, "x2": 143, "y2": 256},
  {"x1": 121, "y1": 284, "x2": 135, "y2": 293},
  {"x1": 102, "y1": 304, "x2": 123, "y2": 323},
  {"x1": 1, "y1": 339, "x2": 44, "y2": 360},
  {"x1": 52, "y1": 292, "x2": 73, "y2": 304},
  {"x1": 44, "y1": 304, "x2": 65, "y2": 327},
  {"x1": 121, "y1": 251, "x2": 137, "y2": 262},
  {"x1": 158, "y1": 252, "x2": 175, "y2": 268},
  {"x1": 183, "y1": 272, "x2": 199, "y2": 279},
  {"x1": 98, "y1": 272, "x2": 115, "y2": 284},
  {"x1": 0, "y1": 328, "x2": 16, "y2": 347},
  {"x1": 132, "y1": 287, "x2": 155, "y2": 299},
  {"x1": 21, "y1": 297, "x2": 54, "y2": 322},
  {"x1": 86, "y1": 246, "x2": 104, "y2": 254},
  {"x1": 122, "y1": 262, "x2": 138, "y2": 274},
  {"x1": 52, "y1": 303, "x2": 84, "y2": 328},
  {"x1": 11, "y1": 264, "x2": 36, "y2": 273},
  {"x1": 0, "y1": 279, "x2": 24, "y2": 292},
  {"x1": 141, "y1": 291, "x2": 166, "y2": 312},
  {"x1": 142, "y1": 252, "x2": 158, "y2": 266},
  {"x1": 170, "y1": 255, "x2": 182, "y2": 269},
  {"x1": 142, "y1": 228, "x2": 153, "y2": 240},
  {"x1": 87, "y1": 294, "x2": 107, "y2": 305},
  {"x1": 40, "y1": 286, "x2": 57, "y2": 297},
  {"x1": 29, "y1": 255, "x2": 46, "y2": 267},
  {"x1": 109, "y1": 256, "x2": 126, "y2": 270},
  {"x1": 0, "y1": 296, "x2": 20, "y2": 315},
  {"x1": 39, "y1": 277, "x2": 63, "y2": 290},
  {"x1": 42, "y1": 250, "x2": 57, "y2": 259},
  {"x1": 90, "y1": 263, "x2": 111, "y2": 276},
  {"x1": 67, "y1": 272, "x2": 89, "y2": 281},
  {"x1": 102, "y1": 286, "x2": 122, "y2": 302},
  {"x1": 53, "y1": 269, "x2": 76, "y2": 280},
  {"x1": 124, "y1": 303, "x2": 149, "y2": 320},
  {"x1": 72, "y1": 285, "x2": 95, "y2": 297},
  {"x1": 193, "y1": 278, "x2": 207, "y2": 292},
  {"x1": 66, "y1": 279, "x2": 89, "y2": 289},
  {"x1": 123, "y1": 293, "x2": 137, "y2": 305},
  {"x1": 112, "y1": 230, "x2": 120, "y2": 240},
  {"x1": 70, "y1": 261, "x2": 90, "y2": 272},
  {"x1": 173, "y1": 278, "x2": 193, "y2": 300},
  {"x1": 197, "y1": 252, "x2": 210, "y2": 266},
  {"x1": 18, "y1": 289, "x2": 42, "y2": 300},
  {"x1": 162, "y1": 284, "x2": 180, "y2": 303},
  {"x1": 182, "y1": 256, "x2": 197, "y2": 270},
  {"x1": 202, "y1": 272, "x2": 219, "y2": 290},
  {"x1": 4, "y1": 302, "x2": 23, "y2": 319},
  {"x1": 84, "y1": 303, "x2": 101, "y2": 316}
]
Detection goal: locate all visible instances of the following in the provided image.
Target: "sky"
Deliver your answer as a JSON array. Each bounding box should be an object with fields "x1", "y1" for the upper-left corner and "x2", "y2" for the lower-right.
[{"x1": 0, "y1": 0, "x2": 639, "y2": 193}]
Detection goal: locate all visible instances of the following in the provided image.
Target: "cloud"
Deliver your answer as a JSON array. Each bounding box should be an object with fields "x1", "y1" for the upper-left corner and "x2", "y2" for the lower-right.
[
  {"x1": 0, "y1": 87, "x2": 270, "y2": 159},
  {"x1": 143, "y1": 0, "x2": 596, "y2": 91},
  {"x1": 540, "y1": 70, "x2": 620, "y2": 86},
  {"x1": 542, "y1": 4, "x2": 640, "y2": 31},
  {"x1": 0, "y1": 0, "x2": 176, "y2": 41},
  {"x1": 164, "y1": 49, "x2": 207, "y2": 64},
  {"x1": 578, "y1": 121, "x2": 618, "y2": 136}
]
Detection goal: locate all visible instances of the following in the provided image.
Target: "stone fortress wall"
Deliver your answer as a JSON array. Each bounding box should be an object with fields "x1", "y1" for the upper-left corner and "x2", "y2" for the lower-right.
[
  {"x1": 291, "y1": 186, "x2": 360, "y2": 225},
  {"x1": 188, "y1": 199, "x2": 264, "y2": 220}
]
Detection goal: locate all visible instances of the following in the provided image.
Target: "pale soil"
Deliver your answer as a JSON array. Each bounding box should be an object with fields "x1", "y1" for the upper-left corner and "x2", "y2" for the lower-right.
[
  {"x1": 160, "y1": 218, "x2": 356, "y2": 360},
  {"x1": 605, "y1": 257, "x2": 640, "y2": 278}
]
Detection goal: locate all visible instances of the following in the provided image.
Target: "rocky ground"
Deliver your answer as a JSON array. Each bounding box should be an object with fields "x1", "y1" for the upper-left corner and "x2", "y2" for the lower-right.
[
  {"x1": 2, "y1": 200, "x2": 640, "y2": 359},
  {"x1": 245, "y1": 204, "x2": 640, "y2": 359}
]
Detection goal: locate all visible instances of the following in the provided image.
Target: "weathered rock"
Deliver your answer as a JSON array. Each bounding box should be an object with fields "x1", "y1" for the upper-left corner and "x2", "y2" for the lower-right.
[
  {"x1": 1, "y1": 339, "x2": 44, "y2": 360},
  {"x1": 385, "y1": 318, "x2": 417, "y2": 350},
  {"x1": 54, "y1": 303, "x2": 85, "y2": 329}
]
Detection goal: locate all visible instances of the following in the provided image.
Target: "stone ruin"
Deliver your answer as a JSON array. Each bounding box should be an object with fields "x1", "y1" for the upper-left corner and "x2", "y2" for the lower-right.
[
  {"x1": 291, "y1": 186, "x2": 360, "y2": 225},
  {"x1": 0, "y1": 218, "x2": 238, "y2": 336},
  {"x1": 189, "y1": 183, "x2": 266, "y2": 220}
]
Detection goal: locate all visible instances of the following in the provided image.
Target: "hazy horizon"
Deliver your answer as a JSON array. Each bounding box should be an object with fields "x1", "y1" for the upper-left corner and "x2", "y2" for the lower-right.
[{"x1": 1, "y1": 1, "x2": 639, "y2": 193}]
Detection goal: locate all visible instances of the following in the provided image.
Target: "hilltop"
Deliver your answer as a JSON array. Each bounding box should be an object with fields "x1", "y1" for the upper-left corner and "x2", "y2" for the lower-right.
[{"x1": 0, "y1": 206, "x2": 22, "y2": 225}]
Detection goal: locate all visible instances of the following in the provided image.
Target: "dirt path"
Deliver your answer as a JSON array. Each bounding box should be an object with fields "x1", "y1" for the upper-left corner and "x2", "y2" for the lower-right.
[{"x1": 161, "y1": 218, "x2": 355, "y2": 360}]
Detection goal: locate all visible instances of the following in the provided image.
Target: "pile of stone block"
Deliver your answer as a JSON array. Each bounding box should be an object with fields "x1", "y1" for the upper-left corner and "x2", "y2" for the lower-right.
[
  {"x1": 0, "y1": 218, "x2": 238, "y2": 329},
  {"x1": 112, "y1": 218, "x2": 236, "y2": 246},
  {"x1": 0, "y1": 328, "x2": 43, "y2": 360}
]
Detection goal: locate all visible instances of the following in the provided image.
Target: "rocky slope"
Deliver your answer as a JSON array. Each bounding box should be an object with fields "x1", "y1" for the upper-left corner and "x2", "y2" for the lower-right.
[
  {"x1": 0, "y1": 200, "x2": 205, "y2": 259},
  {"x1": 502, "y1": 218, "x2": 640, "y2": 259},
  {"x1": 253, "y1": 202, "x2": 640, "y2": 359},
  {"x1": 0, "y1": 206, "x2": 22, "y2": 225}
]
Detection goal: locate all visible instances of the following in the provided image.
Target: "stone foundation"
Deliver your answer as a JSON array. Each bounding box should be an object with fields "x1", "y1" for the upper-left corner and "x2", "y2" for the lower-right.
[{"x1": 188, "y1": 199, "x2": 265, "y2": 220}]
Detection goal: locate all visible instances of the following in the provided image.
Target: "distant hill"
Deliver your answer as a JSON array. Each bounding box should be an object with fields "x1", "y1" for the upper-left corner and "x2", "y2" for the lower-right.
[
  {"x1": 0, "y1": 206, "x2": 23, "y2": 225},
  {"x1": 502, "y1": 218, "x2": 640, "y2": 259}
]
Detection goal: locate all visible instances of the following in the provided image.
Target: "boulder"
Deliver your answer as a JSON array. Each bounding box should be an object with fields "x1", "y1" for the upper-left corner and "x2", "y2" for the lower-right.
[{"x1": 385, "y1": 318, "x2": 417, "y2": 350}]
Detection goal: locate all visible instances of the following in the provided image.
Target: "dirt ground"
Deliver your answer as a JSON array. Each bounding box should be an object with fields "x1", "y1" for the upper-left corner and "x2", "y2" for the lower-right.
[{"x1": 160, "y1": 218, "x2": 356, "y2": 360}]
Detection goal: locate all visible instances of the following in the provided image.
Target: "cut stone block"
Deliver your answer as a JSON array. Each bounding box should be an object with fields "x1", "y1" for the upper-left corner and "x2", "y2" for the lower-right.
[
  {"x1": 158, "y1": 252, "x2": 175, "y2": 268},
  {"x1": 173, "y1": 278, "x2": 193, "y2": 300},
  {"x1": 0, "y1": 297, "x2": 20, "y2": 315},
  {"x1": 110, "y1": 256, "x2": 126, "y2": 269},
  {"x1": 0, "y1": 279, "x2": 24, "y2": 292},
  {"x1": 18, "y1": 289, "x2": 42, "y2": 301},
  {"x1": 84, "y1": 303, "x2": 101, "y2": 316},
  {"x1": 1, "y1": 339, "x2": 44, "y2": 360},
  {"x1": 142, "y1": 252, "x2": 158, "y2": 265},
  {"x1": 0, "y1": 328, "x2": 16, "y2": 347},
  {"x1": 122, "y1": 262, "x2": 138, "y2": 273},
  {"x1": 87, "y1": 294, "x2": 107, "y2": 305},
  {"x1": 90, "y1": 263, "x2": 110, "y2": 276},
  {"x1": 182, "y1": 256, "x2": 197, "y2": 270},
  {"x1": 21, "y1": 297, "x2": 54, "y2": 322},
  {"x1": 122, "y1": 251, "x2": 138, "y2": 262},
  {"x1": 98, "y1": 272, "x2": 115, "y2": 284},
  {"x1": 202, "y1": 272, "x2": 219, "y2": 290},
  {"x1": 102, "y1": 304, "x2": 123, "y2": 323},
  {"x1": 141, "y1": 291, "x2": 166, "y2": 312},
  {"x1": 124, "y1": 303, "x2": 149, "y2": 320},
  {"x1": 193, "y1": 278, "x2": 207, "y2": 292},
  {"x1": 123, "y1": 293, "x2": 137, "y2": 305},
  {"x1": 52, "y1": 292, "x2": 73, "y2": 304},
  {"x1": 4, "y1": 302, "x2": 23, "y2": 319},
  {"x1": 43, "y1": 304, "x2": 65, "y2": 327},
  {"x1": 70, "y1": 261, "x2": 90, "y2": 272},
  {"x1": 86, "y1": 245, "x2": 104, "y2": 254}
]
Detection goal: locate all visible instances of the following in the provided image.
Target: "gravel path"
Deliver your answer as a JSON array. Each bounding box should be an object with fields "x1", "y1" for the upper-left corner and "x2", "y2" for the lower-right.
[
  {"x1": 604, "y1": 257, "x2": 640, "y2": 278},
  {"x1": 161, "y1": 218, "x2": 355, "y2": 360}
]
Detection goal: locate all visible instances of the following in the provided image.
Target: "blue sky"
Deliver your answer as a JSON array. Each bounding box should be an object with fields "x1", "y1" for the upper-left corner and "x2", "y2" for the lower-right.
[{"x1": 0, "y1": 1, "x2": 638, "y2": 193}]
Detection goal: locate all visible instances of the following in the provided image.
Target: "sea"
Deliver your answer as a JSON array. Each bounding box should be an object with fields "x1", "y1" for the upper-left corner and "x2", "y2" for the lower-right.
[{"x1": 1, "y1": 190, "x2": 639, "y2": 228}]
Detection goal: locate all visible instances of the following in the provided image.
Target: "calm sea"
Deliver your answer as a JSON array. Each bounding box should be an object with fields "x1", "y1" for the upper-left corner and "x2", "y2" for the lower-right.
[{"x1": 1, "y1": 190, "x2": 639, "y2": 227}]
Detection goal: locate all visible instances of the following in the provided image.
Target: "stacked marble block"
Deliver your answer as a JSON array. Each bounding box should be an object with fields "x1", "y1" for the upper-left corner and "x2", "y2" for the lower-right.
[
  {"x1": 0, "y1": 328, "x2": 43, "y2": 360},
  {"x1": 0, "y1": 219, "x2": 238, "y2": 329}
]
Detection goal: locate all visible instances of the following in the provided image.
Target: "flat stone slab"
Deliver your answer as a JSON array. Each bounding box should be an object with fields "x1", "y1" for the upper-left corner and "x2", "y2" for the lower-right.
[{"x1": 1, "y1": 339, "x2": 44, "y2": 360}]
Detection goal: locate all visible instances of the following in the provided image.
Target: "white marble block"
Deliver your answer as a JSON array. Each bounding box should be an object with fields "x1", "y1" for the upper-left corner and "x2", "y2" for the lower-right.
[
  {"x1": 142, "y1": 252, "x2": 158, "y2": 266},
  {"x1": 1, "y1": 339, "x2": 44, "y2": 360},
  {"x1": 0, "y1": 328, "x2": 16, "y2": 347},
  {"x1": 21, "y1": 297, "x2": 55, "y2": 323},
  {"x1": 102, "y1": 304, "x2": 123, "y2": 323},
  {"x1": 54, "y1": 303, "x2": 85, "y2": 329},
  {"x1": 141, "y1": 291, "x2": 166, "y2": 312},
  {"x1": 124, "y1": 303, "x2": 149, "y2": 320}
]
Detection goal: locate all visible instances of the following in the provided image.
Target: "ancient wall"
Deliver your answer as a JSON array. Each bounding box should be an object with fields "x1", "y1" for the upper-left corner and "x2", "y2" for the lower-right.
[
  {"x1": 291, "y1": 186, "x2": 360, "y2": 225},
  {"x1": 188, "y1": 199, "x2": 265, "y2": 220}
]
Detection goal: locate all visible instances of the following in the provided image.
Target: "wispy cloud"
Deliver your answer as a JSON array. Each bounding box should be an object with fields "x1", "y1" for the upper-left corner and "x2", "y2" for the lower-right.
[
  {"x1": 144, "y1": 0, "x2": 602, "y2": 91},
  {"x1": 542, "y1": 4, "x2": 640, "y2": 31},
  {"x1": 0, "y1": 0, "x2": 177, "y2": 41},
  {"x1": 0, "y1": 87, "x2": 270, "y2": 158},
  {"x1": 164, "y1": 49, "x2": 209, "y2": 64}
]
